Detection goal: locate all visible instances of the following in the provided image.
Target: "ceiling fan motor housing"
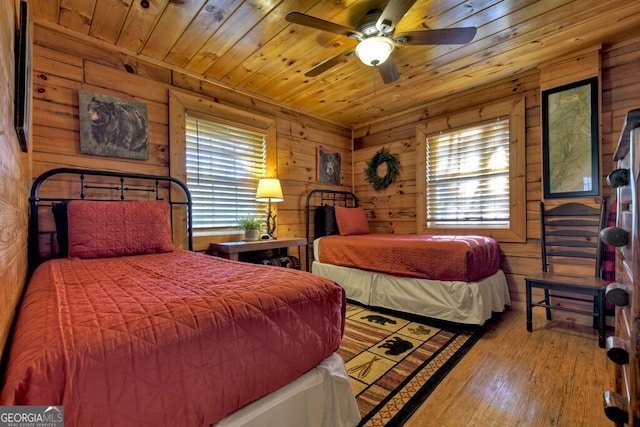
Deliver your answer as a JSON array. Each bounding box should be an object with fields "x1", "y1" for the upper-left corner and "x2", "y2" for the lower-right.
[{"x1": 357, "y1": 9, "x2": 394, "y2": 37}]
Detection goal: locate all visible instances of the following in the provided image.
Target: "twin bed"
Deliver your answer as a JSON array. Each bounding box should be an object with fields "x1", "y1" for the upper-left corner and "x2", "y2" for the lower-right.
[
  {"x1": 305, "y1": 189, "x2": 511, "y2": 325},
  {"x1": 1, "y1": 169, "x2": 360, "y2": 426}
]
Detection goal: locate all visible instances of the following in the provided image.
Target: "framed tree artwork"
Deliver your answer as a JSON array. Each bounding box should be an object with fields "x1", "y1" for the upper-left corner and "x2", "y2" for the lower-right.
[{"x1": 542, "y1": 77, "x2": 599, "y2": 199}]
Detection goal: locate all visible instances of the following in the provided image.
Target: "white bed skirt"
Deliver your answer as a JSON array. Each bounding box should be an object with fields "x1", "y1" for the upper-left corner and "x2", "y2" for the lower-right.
[
  {"x1": 215, "y1": 353, "x2": 360, "y2": 427},
  {"x1": 312, "y1": 261, "x2": 511, "y2": 325}
]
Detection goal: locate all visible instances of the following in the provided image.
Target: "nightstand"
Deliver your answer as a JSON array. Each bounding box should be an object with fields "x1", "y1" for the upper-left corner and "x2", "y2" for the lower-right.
[{"x1": 209, "y1": 237, "x2": 307, "y2": 269}]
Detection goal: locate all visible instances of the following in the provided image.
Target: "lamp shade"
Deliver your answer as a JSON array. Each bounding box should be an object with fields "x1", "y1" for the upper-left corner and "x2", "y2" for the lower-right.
[
  {"x1": 256, "y1": 178, "x2": 284, "y2": 202},
  {"x1": 356, "y1": 36, "x2": 395, "y2": 66}
]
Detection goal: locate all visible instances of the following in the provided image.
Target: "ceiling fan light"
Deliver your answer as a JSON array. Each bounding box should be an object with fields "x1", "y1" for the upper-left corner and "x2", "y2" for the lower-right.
[{"x1": 356, "y1": 36, "x2": 395, "y2": 66}]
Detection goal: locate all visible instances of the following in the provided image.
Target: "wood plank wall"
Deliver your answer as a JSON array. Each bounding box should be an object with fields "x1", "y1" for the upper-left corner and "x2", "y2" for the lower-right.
[
  {"x1": 0, "y1": 2, "x2": 30, "y2": 360},
  {"x1": 353, "y1": 35, "x2": 640, "y2": 325},
  {"x1": 29, "y1": 24, "x2": 352, "y2": 254}
]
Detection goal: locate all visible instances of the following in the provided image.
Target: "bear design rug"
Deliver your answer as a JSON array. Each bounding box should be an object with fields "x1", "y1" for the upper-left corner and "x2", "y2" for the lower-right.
[{"x1": 337, "y1": 303, "x2": 485, "y2": 426}]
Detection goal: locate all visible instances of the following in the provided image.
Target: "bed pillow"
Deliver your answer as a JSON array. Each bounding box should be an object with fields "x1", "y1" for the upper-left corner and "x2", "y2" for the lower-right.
[
  {"x1": 335, "y1": 205, "x2": 370, "y2": 236},
  {"x1": 67, "y1": 200, "x2": 174, "y2": 259},
  {"x1": 313, "y1": 205, "x2": 339, "y2": 238},
  {"x1": 313, "y1": 206, "x2": 326, "y2": 239},
  {"x1": 323, "y1": 205, "x2": 339, "y2": 235},
  {"x1": 52, "y1": 201, "x2": 69, "y2": 257}
]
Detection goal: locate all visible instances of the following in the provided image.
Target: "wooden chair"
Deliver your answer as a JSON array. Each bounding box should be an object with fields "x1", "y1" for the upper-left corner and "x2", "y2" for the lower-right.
[{"x1": 525, "y1": 200, "x2": 608, "y2": 348}]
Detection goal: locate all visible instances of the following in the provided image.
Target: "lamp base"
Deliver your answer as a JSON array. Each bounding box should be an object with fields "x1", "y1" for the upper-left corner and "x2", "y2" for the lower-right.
[{"x1": 265, "y1": 207, "x2": 277, "y2": 240}]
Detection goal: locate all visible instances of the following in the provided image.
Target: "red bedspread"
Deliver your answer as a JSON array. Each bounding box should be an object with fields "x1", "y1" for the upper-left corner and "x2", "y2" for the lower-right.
[
  {"x1": 1, "y1": 251, "x2": 345, "y2": 426},
  {"x1": 318, "y1": 234, "x2": 501, "y2": 282}
]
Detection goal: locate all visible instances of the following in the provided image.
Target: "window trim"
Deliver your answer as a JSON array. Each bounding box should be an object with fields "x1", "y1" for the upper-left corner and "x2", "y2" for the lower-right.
[
  {"x1": 169, "y1": 90, "x2": 277, "y2": 251},
  {"x1": 416, "y1": 97, "x2": 526, "y2": 243}
]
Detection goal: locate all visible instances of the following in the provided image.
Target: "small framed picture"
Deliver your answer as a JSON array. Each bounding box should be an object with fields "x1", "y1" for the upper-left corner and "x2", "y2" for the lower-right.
[{"x1": 318, "y1": 147, "x2": 341, "y2": 185}]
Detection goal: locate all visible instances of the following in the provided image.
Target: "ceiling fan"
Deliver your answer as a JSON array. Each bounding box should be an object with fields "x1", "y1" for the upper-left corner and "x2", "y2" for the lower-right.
[{"x1": 286, "y1": 0, "x2": 477, "y2": 84}]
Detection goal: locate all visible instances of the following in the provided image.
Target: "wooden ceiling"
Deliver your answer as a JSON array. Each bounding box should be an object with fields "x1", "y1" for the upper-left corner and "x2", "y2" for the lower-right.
[{"x1": 30, "y1": 0, "x2": 640, "y2": 128}]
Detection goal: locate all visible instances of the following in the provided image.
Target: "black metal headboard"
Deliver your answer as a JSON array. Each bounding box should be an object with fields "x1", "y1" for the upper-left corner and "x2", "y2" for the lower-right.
[
  {"x1": 29, "y1": 168, "x2": 193, "y2": 272},
  {"x1": 304, "y1": 189, "x2": 358, "y2": 271}
]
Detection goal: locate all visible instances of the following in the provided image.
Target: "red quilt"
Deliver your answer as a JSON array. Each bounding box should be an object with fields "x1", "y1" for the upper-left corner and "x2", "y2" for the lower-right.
[
  {"x1": 1, "y1": 251, "x2": 345, "y2": 426},
  {"x1": 318, "y1": 234, "x2": 501, "y2": 282}
]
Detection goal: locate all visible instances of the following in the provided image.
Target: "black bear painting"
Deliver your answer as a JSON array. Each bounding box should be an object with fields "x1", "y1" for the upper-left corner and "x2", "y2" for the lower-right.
[
  {"x1": 79, "y1": 90, "x2": 149, "y2": 160},
  {"x1": 318, "y1": 147, "x2": 341, "y2": 185}
]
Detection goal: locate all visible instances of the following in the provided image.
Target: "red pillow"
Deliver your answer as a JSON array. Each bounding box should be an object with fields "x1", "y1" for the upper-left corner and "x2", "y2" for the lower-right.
[
  {"x1": 67, "y1": 200, "x2": 174, "y2": 259},
  {"x1": 335, "y1": 206, "x2": 370, "y2": 236}
]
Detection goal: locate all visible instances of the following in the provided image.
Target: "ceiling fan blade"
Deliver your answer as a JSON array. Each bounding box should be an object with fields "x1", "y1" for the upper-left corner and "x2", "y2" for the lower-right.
[
  {"x1": 396, "y1": 27, "x2": 477, "y2": 45},
  {"x1": 376, "y1": 0, "x2": 418, "y2": 34},
  {"x1": 305, "y1": 51, "x2": 354, "y2": 77},
  {"x1": 286, "y1": 12, "x2": 362, "y2": 38},
  {"x1": 378, "y1": 59, "x2": 400, "y2": 84}
]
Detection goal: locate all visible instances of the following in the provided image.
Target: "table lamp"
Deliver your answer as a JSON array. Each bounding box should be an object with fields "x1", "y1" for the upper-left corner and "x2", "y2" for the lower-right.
[{"x1": 256, "y1": 178, "x2": 284, "y2": 239}]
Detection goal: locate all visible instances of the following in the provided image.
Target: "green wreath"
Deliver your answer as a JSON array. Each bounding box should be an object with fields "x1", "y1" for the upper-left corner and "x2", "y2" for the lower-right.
[{"x1": 364, "y1": 147, "x2": 399, "y2": 191}]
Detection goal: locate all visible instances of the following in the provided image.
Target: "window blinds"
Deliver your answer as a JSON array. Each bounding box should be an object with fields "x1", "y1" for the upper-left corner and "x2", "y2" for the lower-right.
[
  {"x1": 426, "y1": 119, "x2": 510, "y2": 227},
  {"x1": 186, "y1": 115, "x2": 267, "y2": 229}
]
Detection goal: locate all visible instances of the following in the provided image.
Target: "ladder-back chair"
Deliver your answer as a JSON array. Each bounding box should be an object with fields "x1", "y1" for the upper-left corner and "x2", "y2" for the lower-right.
[{"x1": 525, "y1": 200, "x2": 608, "y2": 348}]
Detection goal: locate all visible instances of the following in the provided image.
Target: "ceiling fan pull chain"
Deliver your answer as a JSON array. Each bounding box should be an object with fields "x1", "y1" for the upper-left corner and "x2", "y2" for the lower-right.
[{"x1": 372, "y1": 66, "x2": 377, "y2": 94}]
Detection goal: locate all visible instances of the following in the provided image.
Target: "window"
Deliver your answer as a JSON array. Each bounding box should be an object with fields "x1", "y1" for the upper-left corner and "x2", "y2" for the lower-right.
[
  {"x1": 169, "y1": 91, "x2": 277, "y2": 250},
  {"x1": 416, "y1": 97, "x2": 526, "y2": 242},
  {"x1": 426, "y1": 119, "x2": 510, "y2": 227},
  {"x1": 186, "y1": 115, "x2": 267, "y2": 230}
]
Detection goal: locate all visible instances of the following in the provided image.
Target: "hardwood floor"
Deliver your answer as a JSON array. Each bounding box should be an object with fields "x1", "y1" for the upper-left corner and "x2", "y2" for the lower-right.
[{"x1": 405, "y1": 308, "x2": 614, "y2": 427}]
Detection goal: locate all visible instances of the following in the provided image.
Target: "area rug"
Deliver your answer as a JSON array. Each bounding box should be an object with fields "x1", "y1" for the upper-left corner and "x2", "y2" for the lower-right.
[{"x1": 337, "y1": 303, "x2": 485, "y2": 426}]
